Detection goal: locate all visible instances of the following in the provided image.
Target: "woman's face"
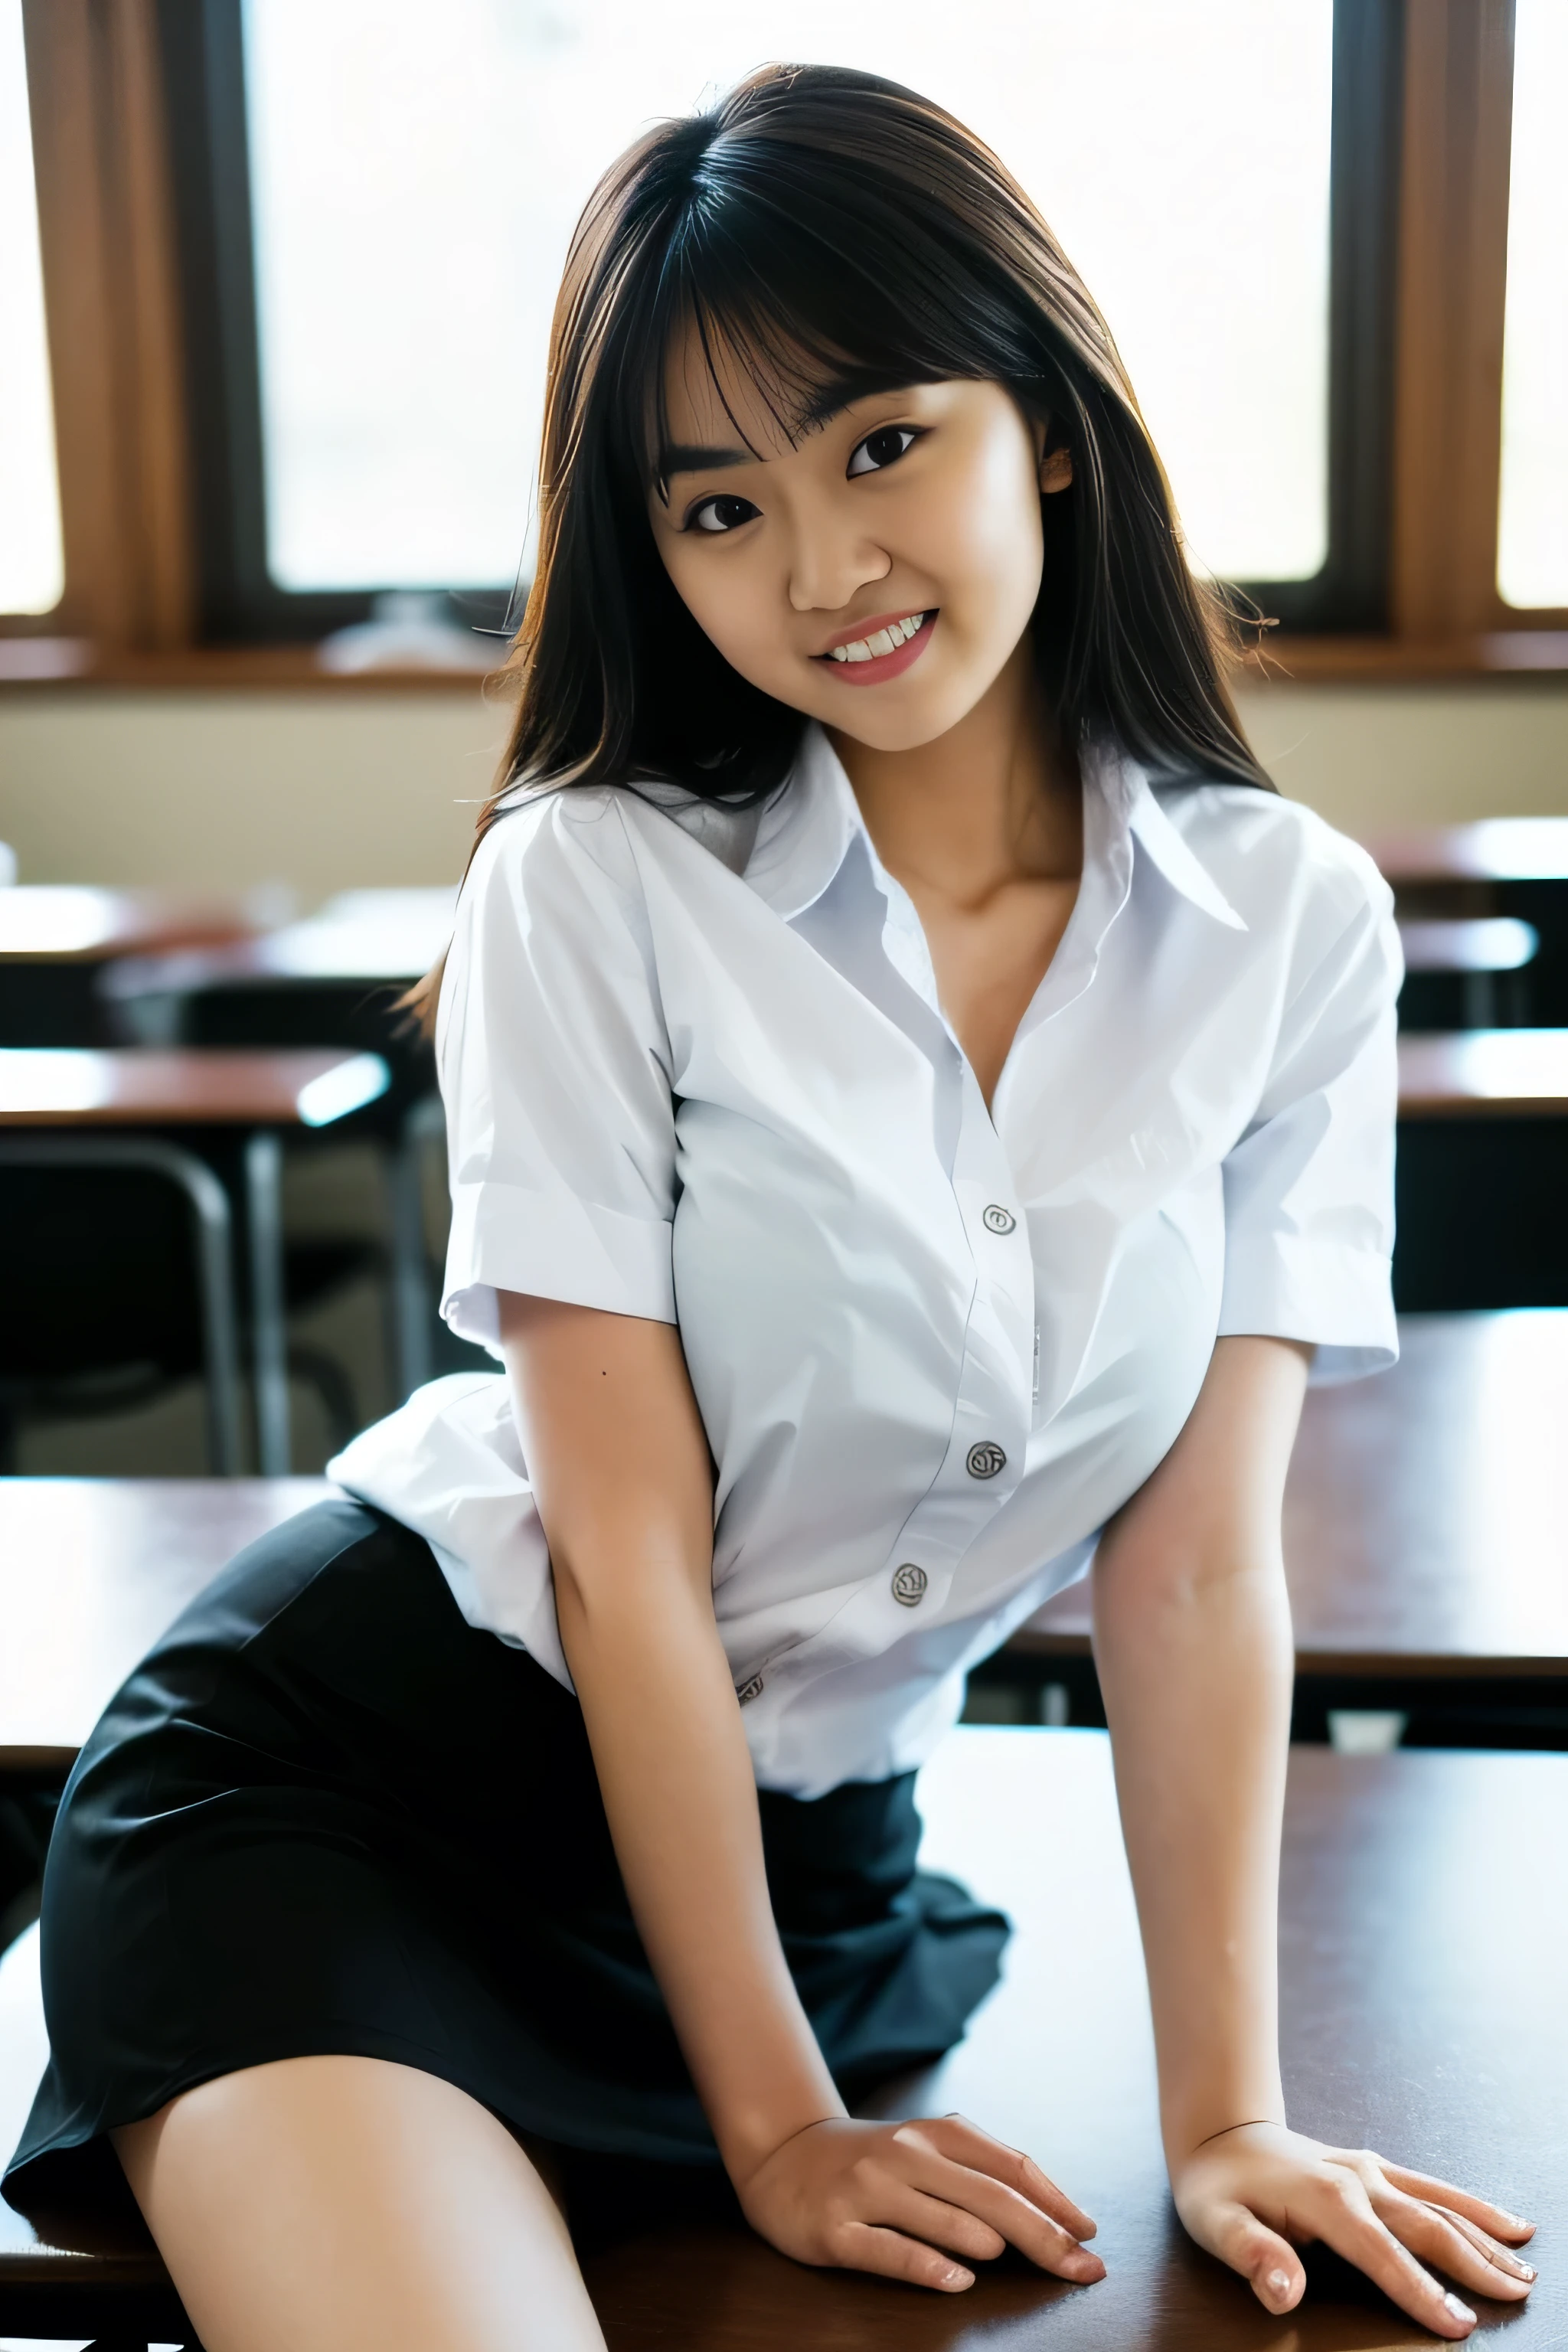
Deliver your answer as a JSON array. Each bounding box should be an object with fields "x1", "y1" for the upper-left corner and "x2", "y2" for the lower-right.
[{"x1": 646, "y1": 332, "x2": 1062, "y2": 753}]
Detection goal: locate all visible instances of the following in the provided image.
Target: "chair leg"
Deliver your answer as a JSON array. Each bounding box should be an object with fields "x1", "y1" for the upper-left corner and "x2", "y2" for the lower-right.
[
  {"x1": 245, "y1": 1129, "x2": 290, "y2": 1475},
  {"x1": 0, "y1": 1136, "x2": 243, "y2": 1474},
  {"x1": 389, "y1": 1094, "x2": 445, "y2": 1401}
]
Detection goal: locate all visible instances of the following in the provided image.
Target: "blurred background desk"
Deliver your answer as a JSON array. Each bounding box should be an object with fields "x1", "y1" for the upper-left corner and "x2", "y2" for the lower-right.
[
  {"x1": 1395, "y1": 1031, "x2": 1568, "y2": 1308},
  {"x1": 991, "y1": 1312, "x2": 1568, "y2": 1748},
  {"x1": 0, "y1": 1476, "x2": 332, "y2": 1780},
  {"x1": 1370, "y1": 820, "x2": 1568, "y2": 1028},
  {"x1": 0, "y1": 886, "x2": 266, "y2": 1047},
  {"x1": 109, "y1": 890, "x2": 461, "y2": 1397},
  {"x1": 0, "y1": 1047, "x2": 388, "y2": 1475}
]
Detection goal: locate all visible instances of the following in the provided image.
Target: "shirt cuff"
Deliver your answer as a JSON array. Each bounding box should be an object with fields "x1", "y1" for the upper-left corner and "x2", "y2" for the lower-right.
[
  {"x1": 1218, "y1": 1232, "x2": 1398, "y2": 1384},
  {"x1": 443, "y1": 1179, "x2": 677, "y2": 1348}
]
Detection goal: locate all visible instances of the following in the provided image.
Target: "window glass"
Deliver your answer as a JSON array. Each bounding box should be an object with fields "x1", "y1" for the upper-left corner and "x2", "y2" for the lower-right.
[
  {"x1": 1498, "y1": 0, "x2": 1568, "y2": 609},
  {"x1": 0, "y1": 0, "x2": 64, "y2": 616},
  {"x1": 242, "y1": 0, "x2": 1332, "y2": 593}
]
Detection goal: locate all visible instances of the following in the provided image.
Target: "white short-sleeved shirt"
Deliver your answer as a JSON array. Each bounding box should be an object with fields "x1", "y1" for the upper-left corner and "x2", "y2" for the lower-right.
[{"x1": 332, "y1": 724, "x2": 1400, "y2": 1799}]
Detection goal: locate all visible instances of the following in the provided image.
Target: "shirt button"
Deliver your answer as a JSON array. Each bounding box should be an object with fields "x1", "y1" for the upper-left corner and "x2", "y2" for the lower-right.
[
  {"x1": 982, "y1": 1204, "x2": 1016, "y2": 1235},
  {"x1": 891, "y1": 1563, "x2": 928, "y2": 1606},
  {"x1": 966, "y1": 1441, "x2": 1007, "y2": 1480},
  {"x1": 735, "y1": 1673, "x2": 765, "y2": 1705}
]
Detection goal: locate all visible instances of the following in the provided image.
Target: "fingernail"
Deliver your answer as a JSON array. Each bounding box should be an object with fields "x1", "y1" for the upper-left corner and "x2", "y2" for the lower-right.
[
  {"x1": 1444, "y1": 2292, "x2": 1476, "y2": 2326},
  {"x1": 1507, "y1": 2256, "x2": 1537, "y2": 2281},
  {"x1": 1267, "y1": 2267, "x2": 1292, "y2": 2303},
  {"x1": 942, "y1": 2265, "x2": 973, "y2": 2289}
]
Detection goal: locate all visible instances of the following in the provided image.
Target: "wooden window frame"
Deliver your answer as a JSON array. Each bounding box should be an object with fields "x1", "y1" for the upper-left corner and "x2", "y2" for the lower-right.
[{"x1": 3, "y1": 0, "x2": 1564, "y2": 686}]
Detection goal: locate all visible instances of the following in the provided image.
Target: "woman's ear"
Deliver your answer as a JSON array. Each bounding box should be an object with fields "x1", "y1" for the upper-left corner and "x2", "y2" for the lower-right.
[{"x1": 1040, "y1": 445, "x2": 1074, "y2": 495}]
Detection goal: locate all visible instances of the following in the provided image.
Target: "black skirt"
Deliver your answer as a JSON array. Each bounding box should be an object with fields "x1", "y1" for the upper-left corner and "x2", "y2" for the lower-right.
[{"x1": 3, "y1": 1501, "x2": 1008, "y2": 2234}]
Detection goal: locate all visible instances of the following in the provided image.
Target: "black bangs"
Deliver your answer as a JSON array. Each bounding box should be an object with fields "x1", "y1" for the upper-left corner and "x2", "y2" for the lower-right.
[
  {"x1": 469, "y1": 62, "x2": 1269, "y2": 853},
  {"x1": 622, "y1": 78, "x2": 1054, "y2": 503}
]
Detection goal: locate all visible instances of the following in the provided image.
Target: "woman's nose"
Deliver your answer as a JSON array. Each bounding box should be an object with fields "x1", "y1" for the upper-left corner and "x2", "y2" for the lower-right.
[{"x1": 785, "y1": 511, "x2": 891, "y2": 615}]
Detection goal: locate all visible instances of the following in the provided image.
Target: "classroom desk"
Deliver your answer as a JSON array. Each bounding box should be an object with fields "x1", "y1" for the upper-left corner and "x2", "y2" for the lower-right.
[
  {"x1": 0, "y1": 1048, "x2": 388, "y2": 1475},
  {"x1": 1397, "y1": 1027, "x2": 1568, "y2": 1112},
  {"x1": 1365, "y1": 816, "x2": 1568, "y2": 887},
  {"x1": 0, "y1": 887, "x2": 264, "y2": 1047},
  {"x1": 109, "y1": 893, "x2": 460, "y2": 1398},
  {"x1": 108, "y1": 887, "x2": 456, "y2": 1069},
  {"x1": 1366, "y1": 822, "x2": 1568, "y2": 1027},
  {"x1": 6, "y1": 1318, "x2": 1568, "y2": 1769},
  {"x1": 1392, "y1": 1037, "x2": 1568, "y2": 1312},
  {"x1": 2, "y1": 1733, "x2": 1561, "y2": 2347},
  {"x1": 1008, "y1": 1312, "x2": 1568, "y2": 1740},
  {"x1": 0, "y1": 1477, "x2": 332, "y2": 1778},
  {"x1": 1396, "y1": 918, "x2": 1538, "y2": 1031}
]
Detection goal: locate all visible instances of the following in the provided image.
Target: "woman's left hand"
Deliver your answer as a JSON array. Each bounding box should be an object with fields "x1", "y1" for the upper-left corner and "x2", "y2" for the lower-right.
[{"x1": 1171, "y1": 2121, "x2": 1537, "y2": 2338}]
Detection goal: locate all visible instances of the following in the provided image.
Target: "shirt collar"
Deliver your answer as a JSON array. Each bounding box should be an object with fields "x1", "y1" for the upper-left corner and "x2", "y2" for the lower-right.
[
  {"x1": 741, "y1": 724, "x2": 863, "y2": 921},
  {"x1": 741, "y1": 721, "x2": 1247, "y2": 935},
  {"x1": 1099, "y1": 742, "x2": 1248, "y2": 932}
]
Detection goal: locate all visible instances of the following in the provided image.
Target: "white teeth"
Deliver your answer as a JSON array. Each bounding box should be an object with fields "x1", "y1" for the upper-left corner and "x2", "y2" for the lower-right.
[{"x1": 826, "y1": 612, "x2": 925, "y2": 663}]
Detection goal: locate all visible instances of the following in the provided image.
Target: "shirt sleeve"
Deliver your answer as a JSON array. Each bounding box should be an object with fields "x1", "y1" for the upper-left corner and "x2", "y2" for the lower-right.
[
  {"x1": 1217, "y1": 861, "x2": 1402, "y2": 1383},
  {"x1": 435, "y1": 791, "x2": 678, "y2": 1353}
]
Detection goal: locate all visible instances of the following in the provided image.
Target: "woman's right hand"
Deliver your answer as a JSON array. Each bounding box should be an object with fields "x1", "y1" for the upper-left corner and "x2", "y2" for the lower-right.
[{"x1": 734, "y1": 2112, "x2": 1106, "y2": 2292}]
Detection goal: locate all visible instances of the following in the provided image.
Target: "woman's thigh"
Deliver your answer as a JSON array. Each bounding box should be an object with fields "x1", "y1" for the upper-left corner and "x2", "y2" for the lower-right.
[{"x1": 113, "y1": 2053, "x2": 607, "y2": 2352}]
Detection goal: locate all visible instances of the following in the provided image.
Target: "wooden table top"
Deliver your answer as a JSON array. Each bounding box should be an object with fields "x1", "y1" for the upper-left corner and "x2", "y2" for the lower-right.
[
  {"x1": 1018, "y1": 1311, "x2": 1568, "y2": 1677},
  {"x1": 127, "y1": 887, "x2": 459, "y2": 991},
  {"x1": 0, "y1": 1047, "x2": 389, "y2": 1128},
  {"x1": 0, "y1": 887, "x2": 261, "y2": 964},
  {"x1": 0, "y1": 1479, "x2": 334, "y2": 1770},
  {"x1": 1364, "y1": 817, "x2": 1568, "y2": 886},
  {"x1": 3, "y1": 1733, "x2": 1560, "y2": 2346},
  {"x1": 1397, "y1": 1030, "x2": 1568, "y2": 1115},
  {"x1": 2, "y1": 1316, "x2": 1566, "y2": 1772}
]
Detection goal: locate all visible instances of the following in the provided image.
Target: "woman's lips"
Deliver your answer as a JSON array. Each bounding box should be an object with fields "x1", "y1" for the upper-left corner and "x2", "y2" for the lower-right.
[{"x1": 814, "y1": 609, "x2": 937, "y2": 688}]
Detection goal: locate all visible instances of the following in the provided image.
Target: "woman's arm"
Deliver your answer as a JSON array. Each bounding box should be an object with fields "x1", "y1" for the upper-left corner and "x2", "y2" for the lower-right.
[
  {"x1": 1094, "y1": 1335, "x2": 1535, "y2": 2338},
  {"x1": 498, "y1": 1292, "x2": 1101, "y2": 2293}
]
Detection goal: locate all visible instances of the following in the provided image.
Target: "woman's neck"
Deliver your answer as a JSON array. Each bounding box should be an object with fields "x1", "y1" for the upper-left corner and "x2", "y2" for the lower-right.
[{"x1": 828, "y1": 638, "x2": 1082, "y2": 909}]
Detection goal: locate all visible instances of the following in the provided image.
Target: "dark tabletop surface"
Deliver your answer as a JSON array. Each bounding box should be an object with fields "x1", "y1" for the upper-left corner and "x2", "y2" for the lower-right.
[
  {"x1": 0, "y1": 1046, "x2": 387, "y2": 1127},
  {"x1": 3, "y1": 1732, "x2": 1558, "y2": 2346}
]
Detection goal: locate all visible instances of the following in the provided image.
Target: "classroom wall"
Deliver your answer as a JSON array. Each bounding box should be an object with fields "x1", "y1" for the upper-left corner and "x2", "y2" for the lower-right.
[{"x1": 1, "y1": 679, "x2": 1566, "y2": 897}]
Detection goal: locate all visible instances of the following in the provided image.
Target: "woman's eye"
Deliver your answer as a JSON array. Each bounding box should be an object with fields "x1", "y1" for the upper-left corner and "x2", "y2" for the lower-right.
[
  {"x1": 847, "y1": 426, "x2": 920, "y2": 478},
  {"x1": 688, "y1": 494, "x2": 760, "y2": 534}
]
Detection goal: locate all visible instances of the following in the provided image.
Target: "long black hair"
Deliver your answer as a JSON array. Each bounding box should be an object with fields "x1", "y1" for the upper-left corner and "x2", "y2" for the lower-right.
[{"x1": 471, "y1": 61, "x2": 1270, "y2": 867}]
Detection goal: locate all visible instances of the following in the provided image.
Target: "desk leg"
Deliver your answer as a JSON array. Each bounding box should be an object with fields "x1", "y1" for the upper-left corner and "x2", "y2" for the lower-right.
[
  {"x1": 390, "y1": 1094, "x2": 443, "y2": 1400},
  {"x1": 245, "y1": 1129, "x2": 290, "y2": 1475}
]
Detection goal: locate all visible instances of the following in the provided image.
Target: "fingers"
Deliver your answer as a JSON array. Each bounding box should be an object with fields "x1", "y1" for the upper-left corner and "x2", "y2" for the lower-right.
[
  {"x1": 1377, "y1": 2159, "x2": 1536, "y2": 2244},
  {"x1": 893, "y1": 2126, "x2": 1103, "y2": 2281},
  {"x1": 836, "y1": 2220, "x2": 975, "y2": 2294},
  {"x1": 1310, "y1": 2172, "x2": 1481, "y2": 2339},
  {"x1": 1372, "y1": 2187, "x2": 1536, "y2": 2304},
  {"x1": 922, "y1": 2114, "x2": 1098, "y2": 2239},
  {"x1": 1198, "y1": 2199, "x2": 1305, "y2": 2317}
]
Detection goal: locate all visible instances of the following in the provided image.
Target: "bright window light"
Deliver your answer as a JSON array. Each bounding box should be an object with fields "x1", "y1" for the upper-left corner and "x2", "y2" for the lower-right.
[
  {"x1": 0, "y1": 0, "x2": 64, "y2": 616},
  {"x1": 1498, "y1": 0, "x2": 1568, "y2": 609},
  {"x1": 242, "y1": 0, "x2": 1332, "y2": 593}
]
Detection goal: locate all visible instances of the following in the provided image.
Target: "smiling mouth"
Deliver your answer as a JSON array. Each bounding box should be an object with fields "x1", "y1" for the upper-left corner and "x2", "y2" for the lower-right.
[{"x1": 819, "y1": 610, "x2": 931, "y2": 664}]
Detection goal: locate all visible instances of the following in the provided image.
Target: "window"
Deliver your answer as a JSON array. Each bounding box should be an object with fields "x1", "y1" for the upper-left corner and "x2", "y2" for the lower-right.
[
  {"x1": 238, "y1": 0, "x2": 1340, "y2": 601},
  {"x1": 0, "y1": 0, "x2": 64, "y2": 616},
  {"x1": 6, "y1": 0, "x2": 1559, "y2": 671},
  {"x1": 162, "y1": 0, "x2": 1396, "y2": 636},
  {"x1": 1497, "y1": 0, "x2": 1568, "y2": 610}
]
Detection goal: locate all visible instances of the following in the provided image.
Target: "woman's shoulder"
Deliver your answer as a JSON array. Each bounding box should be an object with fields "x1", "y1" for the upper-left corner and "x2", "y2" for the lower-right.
[
  {"x1": 1154, "y1": 776, "x2": 1393, "y2": 942},
  {"x1": 462, "y1": 776, "x2": 760, "y2": 910}
]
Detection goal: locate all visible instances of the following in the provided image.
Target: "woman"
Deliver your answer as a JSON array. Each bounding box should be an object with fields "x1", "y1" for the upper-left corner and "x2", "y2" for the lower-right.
[{"x1": 5, "y1": 64, "x2": 1536, "y2": 2348}]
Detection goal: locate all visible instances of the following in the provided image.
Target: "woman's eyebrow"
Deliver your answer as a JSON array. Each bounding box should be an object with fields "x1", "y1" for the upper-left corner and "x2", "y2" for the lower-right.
[{"x1": 662, "y1": 443, "x2": 756, "y2": 479}]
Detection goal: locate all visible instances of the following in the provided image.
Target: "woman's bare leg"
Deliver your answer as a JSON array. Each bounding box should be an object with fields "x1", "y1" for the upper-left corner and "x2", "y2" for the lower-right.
[{"x1": 113, "y1": 2053, "x2": 607, "y2": 2352}]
